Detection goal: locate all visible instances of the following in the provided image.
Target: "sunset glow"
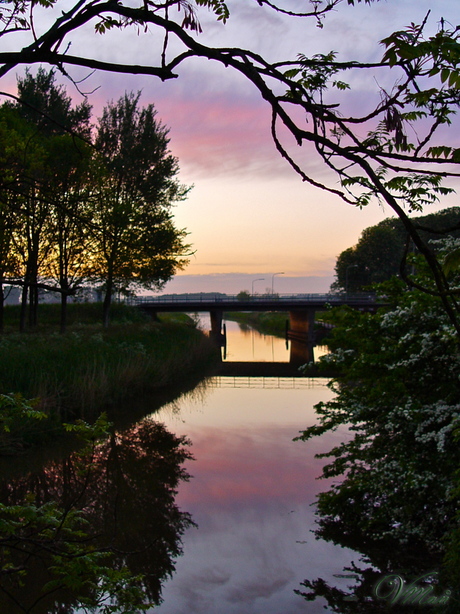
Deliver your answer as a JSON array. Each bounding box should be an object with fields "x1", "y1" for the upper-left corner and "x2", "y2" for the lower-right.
[{"x1": 2, "y1": 0, "x2": 457, "y2": 293}]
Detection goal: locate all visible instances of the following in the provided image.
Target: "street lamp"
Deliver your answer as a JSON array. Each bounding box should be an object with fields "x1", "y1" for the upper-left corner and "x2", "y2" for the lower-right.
[
  {"x1": 252, "y1": 278, "x2": 265, "y2": 295},
  {"x1": 345, "y1": 264, "x2": 358, "y2": 295},
  {"x1": 271, "y1": 272, "x2": 284, "y2": 294}
]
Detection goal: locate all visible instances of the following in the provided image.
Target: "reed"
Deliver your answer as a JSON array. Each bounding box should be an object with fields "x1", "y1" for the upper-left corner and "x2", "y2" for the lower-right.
[
  {"x1": 2, "y1": 302, "x2": 149, "y2": 329},
  {"x1": 0, "y1": 314, "x2": 218, "y2": 420}
]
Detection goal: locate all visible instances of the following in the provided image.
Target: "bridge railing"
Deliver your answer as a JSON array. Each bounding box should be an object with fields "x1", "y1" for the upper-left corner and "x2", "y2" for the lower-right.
[{"x1": 128, "y1": 292, "x2": 377, "y2": 305}]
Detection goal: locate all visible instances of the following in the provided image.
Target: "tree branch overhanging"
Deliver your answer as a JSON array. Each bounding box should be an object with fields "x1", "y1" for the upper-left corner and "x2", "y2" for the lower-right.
[{"x1": 0, "y1": 0, "x2": 459, "y2": 329}]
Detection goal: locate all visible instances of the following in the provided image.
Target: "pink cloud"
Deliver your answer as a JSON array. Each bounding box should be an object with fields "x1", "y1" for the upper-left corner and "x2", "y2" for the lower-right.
[
  {"x1": 175, "y1": 425, "x2": 338, "y2": 512},
  {"x1": 151, "y1": 90, "x2": 282, "y2": 177}
]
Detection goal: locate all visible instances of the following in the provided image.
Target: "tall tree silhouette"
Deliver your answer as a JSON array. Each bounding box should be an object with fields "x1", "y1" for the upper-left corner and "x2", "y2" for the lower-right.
[{"x1": 92, "y1": 92, "x2": 189, "y2": 327}]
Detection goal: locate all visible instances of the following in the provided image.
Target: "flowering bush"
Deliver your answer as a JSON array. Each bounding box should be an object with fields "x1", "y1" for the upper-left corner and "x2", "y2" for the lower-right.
[{"x1": 296, "y1": 269, "x2": 460, "y2": 607}]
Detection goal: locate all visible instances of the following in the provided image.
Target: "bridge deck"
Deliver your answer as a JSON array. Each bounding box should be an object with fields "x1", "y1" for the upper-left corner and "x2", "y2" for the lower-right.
[{"x1": 135, "y1": 293, "x2": 380, "y2": 313}]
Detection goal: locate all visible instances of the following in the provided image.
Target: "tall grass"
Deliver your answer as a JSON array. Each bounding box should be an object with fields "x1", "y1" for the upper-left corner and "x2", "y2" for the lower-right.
[
  {"x1": 2, "y1": 302, "x2": 149, "y2": 330},
  {"x1": 0, "y1": 305, "x2": 218, "y2": 421}
]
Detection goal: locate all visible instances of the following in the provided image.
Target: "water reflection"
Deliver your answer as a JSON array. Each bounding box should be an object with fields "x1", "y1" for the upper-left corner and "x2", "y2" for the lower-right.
[
  {"x1": 297, "y1": 560, "x2": 455, "y2": 613},
  {"x1": 223, "y1": 320, "x2": 289, "y2": 362},
  {"x1": 153, "y1": 379, "x2": 357, "y2": 614},
  {"x1": 0, "y1": 315, "x2": 360, "y2": 614},
  {"x1": 154, "y1": 378, "x2": 458, "y2": 613},
  {"x1": 295, "y1": 466, "x2": 458, "y2": 613},
  {"x1": 194, "y1": 313, "x2": 328, "y2": 367},
  {"x1": 0, "y1": 418, "x2": 193, "y2": 613}
]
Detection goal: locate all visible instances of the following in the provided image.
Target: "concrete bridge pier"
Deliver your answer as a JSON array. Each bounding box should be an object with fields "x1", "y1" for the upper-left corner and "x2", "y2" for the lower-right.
[
  {"x1": 210, "y1": 309, "x2": 226, "y2": 348},
  {"x1": 288, "y1": 310, "x2": 316, "y2": 366}
]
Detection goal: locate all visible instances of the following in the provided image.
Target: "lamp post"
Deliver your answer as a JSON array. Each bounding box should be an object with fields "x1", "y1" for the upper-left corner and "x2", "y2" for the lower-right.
[
  {"x1": 271, "y1": 272, "x2": 284, "y2": 294},
  {"x1": 345, "y1": 264, "x2": 358, "y2": 295},
  {"x1": 252, "y1": 278, "x2": 265, "y2": 295}
]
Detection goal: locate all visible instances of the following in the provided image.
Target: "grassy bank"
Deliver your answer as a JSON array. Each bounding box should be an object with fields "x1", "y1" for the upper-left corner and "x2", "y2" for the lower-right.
[
  {"x1": 224, "y1": 311, "x2": 288, "y2": 337},
  {"x1": 0, "y1": 304, "x2": 219, "y2": 422},
  {"x1": 1, "y1": 301, "x2": 189, "y2": 329}
]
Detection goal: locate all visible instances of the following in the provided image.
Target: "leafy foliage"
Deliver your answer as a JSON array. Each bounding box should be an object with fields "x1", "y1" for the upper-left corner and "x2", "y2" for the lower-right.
[
  {"x1": 0, "y1": 413, "x2": 194, "y2": 611},
  {"x1": 91, "y1": 92, "x2": 190, "y2": 326},
  {"x1": 332, "y1": 207, "x2": 460, "y2": 293},
  {"x1": 296, "y1": 260, "x2": 460, "y2": 607},
  {"x1": 0, "y1": 393, "x2": 48, "y2": 454},
  {"x1": 0, "y1": 72, "x2": 189, "y2": 329}
]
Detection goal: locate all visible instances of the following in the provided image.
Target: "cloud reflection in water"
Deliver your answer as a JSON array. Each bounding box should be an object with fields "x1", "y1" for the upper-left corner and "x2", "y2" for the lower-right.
[{"x1": 153, "y1": 383, "x2": 354, "y2": 614}]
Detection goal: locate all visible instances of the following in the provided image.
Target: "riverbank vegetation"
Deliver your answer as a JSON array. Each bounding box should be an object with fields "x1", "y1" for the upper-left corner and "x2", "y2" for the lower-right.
[
  {"x1": 224, "y1": 311, "x2": 288, "y2": 337},
  {"x1": 0, "y1": 303, "x2": 218, "y2": 452},
  {"x1": 0, "y1": 317, "x2": 214, "y2": 416},
  {"x1": 297, "y1": 249, "x2": 460, "y2": 610},
  {"x1": 0, "y1": 301, "x2": 216, "y2": 607}
]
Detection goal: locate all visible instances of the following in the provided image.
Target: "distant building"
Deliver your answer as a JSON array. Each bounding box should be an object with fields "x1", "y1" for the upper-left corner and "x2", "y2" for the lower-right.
[
  {"x1": 38, "y1": 287, "x2": 103, "y2": 304},
  {"x1": 4, "y1": 286, "x2": 20, "y2": 305},
  {"x1": 2, "y1": 285, "x2": 105, "y2": 306}
]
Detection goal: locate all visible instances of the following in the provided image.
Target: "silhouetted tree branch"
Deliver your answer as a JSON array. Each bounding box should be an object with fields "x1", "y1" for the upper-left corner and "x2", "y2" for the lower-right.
[{"x1": 0, "y1": 0, "x2": 459, "y2": 327}]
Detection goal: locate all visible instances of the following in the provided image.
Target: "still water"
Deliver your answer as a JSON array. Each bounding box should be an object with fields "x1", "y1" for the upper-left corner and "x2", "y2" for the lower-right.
[
  {"x1": 219, "y1": 318, "x2": 328, "y2": 363},
  {"x1": 221, "y1": 318, "x2": 290, "y2": 362},
  {"x1": 0, "y1": 318, "x2": 357, "y2": 613},
  {"x1": 151, "y1": 317, "x2": 354, "y2": 613},
  {"x1": 153, "y1": 380, "x2": 353, "y2": 613}
]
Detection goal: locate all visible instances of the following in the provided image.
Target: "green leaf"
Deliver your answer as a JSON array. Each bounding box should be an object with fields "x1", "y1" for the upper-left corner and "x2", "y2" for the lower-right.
[
  {"x1": 443, "y1": 247, "x2": 460, "y2": 275},
  {"x1": 333, "y1": 80, "x2": 350, "y2": 90},
  {"x1": 441, "y1": 68, "x2": 451, "y2": 83},
  {"x1": 284, "y1": 68, "x2": 301, "y2": 79},
  {"x1": 426, "y1": 146, "x2": 452, "y2": 159}
]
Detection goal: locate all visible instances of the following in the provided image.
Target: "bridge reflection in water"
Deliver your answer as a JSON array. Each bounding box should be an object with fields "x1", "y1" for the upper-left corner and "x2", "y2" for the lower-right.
[
  {"x1": 214, "y1": 320, "x2": 330, "y2": 379},
  {"x1": 208, "y1": 376, "x2": 328, "y2": 390},
  {"x1": 217, "y1": 359, "x2": 309, "y2": 378},
  {"x1": 217, "y1": 318, "x2": 326, "y2": 373}
]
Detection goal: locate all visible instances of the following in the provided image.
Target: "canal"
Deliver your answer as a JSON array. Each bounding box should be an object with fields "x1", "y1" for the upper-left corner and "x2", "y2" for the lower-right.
[
  {"x1": 0, "y1": 317, "x2": 358, "y2": 613},
  {"x1": 153, "y1": 317, "x2": 355, "y2": 613}
]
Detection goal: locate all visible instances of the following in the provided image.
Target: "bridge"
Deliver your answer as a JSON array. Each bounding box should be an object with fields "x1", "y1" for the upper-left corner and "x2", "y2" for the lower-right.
[{"x1": 136, "y1": 293, "x2": 381, "y2": 366}]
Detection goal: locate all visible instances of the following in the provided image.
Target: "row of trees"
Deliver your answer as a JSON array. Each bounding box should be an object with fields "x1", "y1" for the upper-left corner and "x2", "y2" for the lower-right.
[
  {"x1": 333, "y1": 208, "x2": 460, "y2": 293},
  {"x1": 0, "y1": 1, "x2": 459, "y2": 335},
  {"x1": 0, "y1": 68, "x2": 190, "y2": 331}
]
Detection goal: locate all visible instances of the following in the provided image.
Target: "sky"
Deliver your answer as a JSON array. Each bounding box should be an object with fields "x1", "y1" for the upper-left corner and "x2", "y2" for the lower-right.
[{"x1": 1, "y1": 0, "x2": 459, "y2": 294}]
